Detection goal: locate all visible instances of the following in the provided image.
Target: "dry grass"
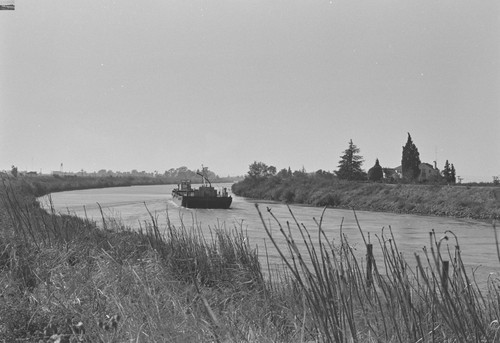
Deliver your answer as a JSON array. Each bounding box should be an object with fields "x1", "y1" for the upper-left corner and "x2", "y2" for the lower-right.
[
  {"x1": 0, "y1": 178, "x2": 306, "y2": 342},
  {"x1": 256, "y1": 203, "x2": 500, "y2": 342}
]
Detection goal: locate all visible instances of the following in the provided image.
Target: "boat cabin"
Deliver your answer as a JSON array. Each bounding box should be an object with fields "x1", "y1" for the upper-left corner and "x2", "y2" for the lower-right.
[
  {"x1": 176, "y1": 180, "x2": 195, "y2": 196},
  {"x1": 174, "y1": 179, "x2": 230, "y2": 199},
  {"x1": 178, "y1": 180, "x2": 192, "y2": 191},
  {"x1": 194, "y1": 186, "x2": 217, "y2": 197}
]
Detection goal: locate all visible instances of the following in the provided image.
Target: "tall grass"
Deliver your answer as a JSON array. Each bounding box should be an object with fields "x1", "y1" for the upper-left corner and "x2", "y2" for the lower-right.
[
  {"x1": 0, "y1": 178, "x2": 304, "y2": 342},
  {"x1": 2, "y1": 176, "x2": 500, "y2": 342},
  {"x1": 256, "y1": 203, "x2": 500, "y2": 342}
]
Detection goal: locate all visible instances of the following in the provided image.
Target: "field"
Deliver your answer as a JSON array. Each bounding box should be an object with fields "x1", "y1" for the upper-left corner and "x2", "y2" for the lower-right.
[{"x1": 2, "y1": 175, "x2": 500, "y2": 342}]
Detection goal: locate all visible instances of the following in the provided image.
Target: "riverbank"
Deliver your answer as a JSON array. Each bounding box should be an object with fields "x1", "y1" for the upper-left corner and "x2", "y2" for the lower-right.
[
  {"x1": 231, "y1": 175, "x2": 500, "y2": 220},
  {"x1": 2, "y1": 176, "x2": 500, "y2": 341},
  {"x1": 13, "y1": 174, "x2": 169, "y2": 197},
  {"x1": 0, "y1": 176, "x2": 283, "y2": 341}
]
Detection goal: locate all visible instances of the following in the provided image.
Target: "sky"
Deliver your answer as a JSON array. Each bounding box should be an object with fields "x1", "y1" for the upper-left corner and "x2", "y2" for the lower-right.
[{"x1": 1, "y1": 0, "x2": 499, "y2": 182}]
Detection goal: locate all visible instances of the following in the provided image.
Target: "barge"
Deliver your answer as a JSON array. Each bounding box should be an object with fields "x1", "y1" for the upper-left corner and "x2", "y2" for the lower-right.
[{"x1": 171, "y1": 169, "x2": 232, "y2": 209}]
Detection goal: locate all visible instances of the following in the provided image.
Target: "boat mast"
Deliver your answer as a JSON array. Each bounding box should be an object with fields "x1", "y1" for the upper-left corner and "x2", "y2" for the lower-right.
[
  {"x1": 201, "y1": 165, "x2": 205, "y2": 186},
  {"x1": 197, "y1": 165, "x2": 211, "y2": 187}
]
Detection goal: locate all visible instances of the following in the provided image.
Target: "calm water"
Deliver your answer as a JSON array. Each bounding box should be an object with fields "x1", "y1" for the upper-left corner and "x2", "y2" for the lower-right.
[{"x1": 40, "y1": 184, "x2": 500, "y2": 287}]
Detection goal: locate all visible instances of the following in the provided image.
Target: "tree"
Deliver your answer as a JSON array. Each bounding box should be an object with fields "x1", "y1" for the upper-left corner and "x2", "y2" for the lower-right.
[
  {"x1": 277, "y1": 168, "x2": 292, "y2": 178},
  {"x1": 442, "y1": 160, "x2": 456, "y2": 184},
  {"x1": 315, "y1": 169, "x2": 334, "y2": 178},
  {"x1": 247, "y1": 161, "x2": 276, "y2": 178},
  {"x1": 401, "y1": 133, "x2": 421, "y2": 181},
  {"x1": 335, "y1": 139, "x2": 366, "y2": 181},
  {"x1": 442, "y1": 160, "x2": 451, "y2": 181},
  {"x1": 11, "y1": 165, "x2": 18, "y2": 178},
  {"x1": 368, "y1": 159, "x2": 384, "y2": 182},
  {"x1": 450, "y1": 164, "x2": 456, "y2": 184}
]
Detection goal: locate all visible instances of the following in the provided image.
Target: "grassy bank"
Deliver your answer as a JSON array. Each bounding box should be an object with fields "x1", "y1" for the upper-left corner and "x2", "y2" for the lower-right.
[
  {"x1": 232, "y1": 174, "x2": 500, "y2": 220},
  {"x1": 2, "y1": 176, "x2": 500, "y2": 342},
  {"x1": 11, "y1": 174, "x2": 171, "y2": 197},
  {"x1": 0, "y1": 178, "x2": 302, "y2": 342}
]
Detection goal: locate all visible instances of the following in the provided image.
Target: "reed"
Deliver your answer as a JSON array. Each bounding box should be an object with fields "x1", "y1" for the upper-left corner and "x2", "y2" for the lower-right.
[
  {"x1": 256, "y1": 203, "x2": 500, "y2": 342},
  {"x1": 0, "y1": 178, "x2": 302, "y2": 342}
]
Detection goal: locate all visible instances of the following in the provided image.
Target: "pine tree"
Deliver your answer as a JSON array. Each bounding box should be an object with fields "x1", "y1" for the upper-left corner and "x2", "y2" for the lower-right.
[
  {"x1": 368, "y1": 159, "x2": 384, "y2": 182},
  {"x1": 442, "y1": 160, "x2": 451, "y2": 181},
  {"x1": 450, "y1": 164, "x2": 456, "y2": 184},
  {"x1": 401, "y1": 133, "x2": 421, "y2": 181},
  {"x1": 336, "y1": 139, "x2": 366, "y2": 181},
  {"x1": 442, "y1": 160, "x2": 456, "y2": 184}
]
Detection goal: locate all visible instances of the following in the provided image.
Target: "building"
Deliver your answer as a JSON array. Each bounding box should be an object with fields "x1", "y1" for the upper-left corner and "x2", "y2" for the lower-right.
[
  {"x1": 383, "y1": 167, "x2": 402, "y2": 180},
  {"x1": 418, "y1": 162, "x2": 440, "y2": 182},
  {"x1": 385, "y1": 163, "x2": 440, "y2": 182}
]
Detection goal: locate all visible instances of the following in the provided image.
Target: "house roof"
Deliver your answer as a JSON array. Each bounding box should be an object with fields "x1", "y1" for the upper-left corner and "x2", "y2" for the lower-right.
[{"x1": 419, "y1": 162, "x2": 435, "y2": 169}]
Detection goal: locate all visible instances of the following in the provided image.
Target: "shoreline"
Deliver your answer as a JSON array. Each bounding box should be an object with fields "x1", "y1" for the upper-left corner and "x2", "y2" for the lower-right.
[
  {"x1": 38, "y1": 176, "x2": 499, "y2": 221},
  {"x1": 232, "y1": 178, "x2": 500, "y2": 221}
]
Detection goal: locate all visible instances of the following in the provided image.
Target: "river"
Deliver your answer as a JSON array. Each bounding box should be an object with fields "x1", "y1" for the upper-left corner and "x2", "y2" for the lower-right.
[{"x1": 40, "y1": 183, "x2": 500, "y2": 287}]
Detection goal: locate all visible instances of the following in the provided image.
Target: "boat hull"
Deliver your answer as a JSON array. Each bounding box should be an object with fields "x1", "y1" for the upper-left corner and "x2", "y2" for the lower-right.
[{"x1": 172, "y1": 194, "x2": 232, "y2": 209}]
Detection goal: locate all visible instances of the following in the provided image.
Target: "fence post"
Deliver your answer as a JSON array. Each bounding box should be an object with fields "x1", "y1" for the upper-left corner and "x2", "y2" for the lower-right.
[
  {"x1": 441, "y1": 260, "x2": 449, "y2": 293},
  {"x1": 366, "y1": 243, "x2": 373, "y2": 288}
]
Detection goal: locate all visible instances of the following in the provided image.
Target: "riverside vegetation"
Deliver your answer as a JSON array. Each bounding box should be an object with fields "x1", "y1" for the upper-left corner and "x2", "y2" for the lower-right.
[
  {"x1": 2, "y1": 175, "x2": 500, "y2": 342},
  {"x1": 231, "y1": 170, "x2": 500, "y2": 220}
]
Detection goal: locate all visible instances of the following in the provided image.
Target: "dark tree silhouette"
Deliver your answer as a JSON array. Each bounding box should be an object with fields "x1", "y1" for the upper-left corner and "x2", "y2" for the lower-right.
[
  {"x1": 442, "y1": 160, "x2": 456, "y2": 184},
  {"x1": 368, "y1": 159, "x2": 384, "y2": 182},
  {"x1": 335, "y1": 139, "x2": 366, "y2": 181},
  {"x1": 450, "y1": 164, "x2": 456, "y2": 184},
  {"x1": 442, "y1": 160, "x2": 451, "y2": 182},
  {"x1": 401, "y1": 133, "x2": 421, "y2": 181},
  {"x1": 247, "y1": 161, "x2": 276, "y2": 178}
]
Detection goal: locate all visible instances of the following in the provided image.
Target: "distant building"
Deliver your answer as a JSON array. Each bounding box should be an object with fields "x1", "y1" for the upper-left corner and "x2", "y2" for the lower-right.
[
  {"x1": 384, "y1": 164, "x2": 440, "y2": 182},
  {"x1": 383, "y1": 167, "x2": 401, "y2": 180},
  {"x1": 418, "y1": 162, "x2": 440, "y2": 182},
  {"x1": 387, "y1": 166, "x2": 403, "y2": 179}
]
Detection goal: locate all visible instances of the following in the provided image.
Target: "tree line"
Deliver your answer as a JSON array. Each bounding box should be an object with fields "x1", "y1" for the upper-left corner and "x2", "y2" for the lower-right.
[{"x1": 247, "y1": 133, "x2": 457, "y2": 184}]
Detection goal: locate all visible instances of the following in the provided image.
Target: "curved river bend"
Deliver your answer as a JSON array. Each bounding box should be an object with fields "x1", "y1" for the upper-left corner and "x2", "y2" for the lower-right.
[{"x1": 40, "y1": 184, "x2": 500, "y2": 287}]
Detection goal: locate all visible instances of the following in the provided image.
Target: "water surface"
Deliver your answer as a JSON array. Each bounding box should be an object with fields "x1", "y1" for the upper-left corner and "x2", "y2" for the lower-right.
[{"x1": 41, "y1": 184, "x2": 500, "y2": 287}]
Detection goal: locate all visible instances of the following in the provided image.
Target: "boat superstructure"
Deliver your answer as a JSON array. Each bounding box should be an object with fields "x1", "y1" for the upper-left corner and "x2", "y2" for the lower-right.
[{"x1": 171, "y1": 168, "x2": 232, "y2": 209}]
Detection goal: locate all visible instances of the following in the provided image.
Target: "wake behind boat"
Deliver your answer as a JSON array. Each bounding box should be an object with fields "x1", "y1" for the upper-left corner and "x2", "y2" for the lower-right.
[{"x1": 171, "y1": 168, "x2": 232, "y2": 209}]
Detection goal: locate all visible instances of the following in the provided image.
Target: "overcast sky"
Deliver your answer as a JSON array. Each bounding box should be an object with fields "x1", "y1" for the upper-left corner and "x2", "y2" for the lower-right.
[{"x1": 1, "y1": 0, "x2": 499, "y2": 181}]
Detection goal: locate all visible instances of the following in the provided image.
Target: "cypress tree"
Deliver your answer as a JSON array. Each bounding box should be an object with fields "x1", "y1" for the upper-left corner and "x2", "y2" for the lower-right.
[
  {"x1": 368, "y1": 159, "x2": 384, "y2": 182},
  {"x1": 401, "y1": 133, "x2": 421, "y2": 181}
]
